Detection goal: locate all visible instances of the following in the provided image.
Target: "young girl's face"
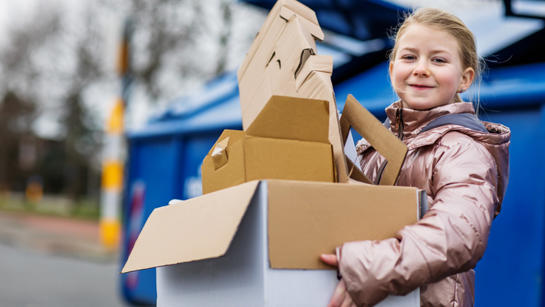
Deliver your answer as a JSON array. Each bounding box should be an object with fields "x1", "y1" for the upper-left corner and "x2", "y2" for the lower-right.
[{"x1": 389, "y1": 23, "x2": 475, "y2": 110}]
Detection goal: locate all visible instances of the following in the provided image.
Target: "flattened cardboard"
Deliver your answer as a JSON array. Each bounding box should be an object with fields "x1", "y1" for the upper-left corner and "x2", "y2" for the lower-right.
[
  {"x1": 242, "y1": 17, "x2": 316, "y2": 128},
  {"x1": 122, "y1": 179, "x2": 421, "y2": 273},
  {"x1": 340, "y1": 94, "x2": 408, "y2": 185},
  {"x1": 237, "y1": 0, "x2": 323, "y2": 83},
  {"x1": 121, "y1": 181, "x2": 260, "y2": 273},
  {"x1": 201, "y1": 130, "x2": 334, "y2": 194},
  {"x1": 237, "y1": 1, "x2": 349, "y2": 183}
]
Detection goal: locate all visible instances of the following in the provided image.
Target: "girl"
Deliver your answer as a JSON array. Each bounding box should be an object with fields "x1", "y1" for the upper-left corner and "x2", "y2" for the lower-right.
[{"x1": 321, "y1": 8, "x2": 510, "y2": 307}]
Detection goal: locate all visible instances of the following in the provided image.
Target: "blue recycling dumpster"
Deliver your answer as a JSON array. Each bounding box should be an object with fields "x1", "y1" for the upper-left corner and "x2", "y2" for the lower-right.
[{"x1": 119, "y1": 73, "x2": 243, "y2": 304}]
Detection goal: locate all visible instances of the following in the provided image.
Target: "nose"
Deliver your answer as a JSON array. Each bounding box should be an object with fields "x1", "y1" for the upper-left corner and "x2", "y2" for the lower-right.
[{"x1": 413, "y1": 59, "x2": 429, "y2": 77}]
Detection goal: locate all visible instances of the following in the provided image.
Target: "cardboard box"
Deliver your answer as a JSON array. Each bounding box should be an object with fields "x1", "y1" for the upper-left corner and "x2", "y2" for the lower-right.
[
  {"x1": 123, "y1": 180, "x2": 424, "y2": 306},
  {"x1": 201, "y1": 95, "x2": 335, "y2": 194},
  {"x1": 201, "y1": 130, "x2": 334, "y2": 194},
  {"x1": 237, "y1": 0, "x2": 349, "y2": 182},
  {"x1": 121, "y1": 1, "x2": 420, "y2": 305}
]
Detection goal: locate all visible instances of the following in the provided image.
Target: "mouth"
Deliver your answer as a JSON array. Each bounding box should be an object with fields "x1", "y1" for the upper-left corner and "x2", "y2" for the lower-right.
[{"x1": 409, "y1": 84, "x2": 435, "y2": 89}]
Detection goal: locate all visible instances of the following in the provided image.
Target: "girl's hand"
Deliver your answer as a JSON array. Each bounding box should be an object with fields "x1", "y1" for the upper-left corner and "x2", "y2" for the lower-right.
[
  {"x1": 329, "y1": 279, "x2": 357, "y2": 307},
  {"x1": 320, "y1": 254, "x2": 357, "y2": 307},
  {"x1": 320, "y1": 253, "x2": 338, "y2": 267}
]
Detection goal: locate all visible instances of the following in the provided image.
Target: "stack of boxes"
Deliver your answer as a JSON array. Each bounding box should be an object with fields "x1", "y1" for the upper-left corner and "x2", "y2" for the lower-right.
[{"x1": 122, "y1": 1, "x2": 423, "y2": 306}]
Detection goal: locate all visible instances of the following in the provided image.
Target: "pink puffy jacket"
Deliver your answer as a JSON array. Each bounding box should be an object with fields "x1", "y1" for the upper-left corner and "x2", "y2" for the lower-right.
[{"x1": 339, "y1": 101, "x2": 510, "y2": 306}]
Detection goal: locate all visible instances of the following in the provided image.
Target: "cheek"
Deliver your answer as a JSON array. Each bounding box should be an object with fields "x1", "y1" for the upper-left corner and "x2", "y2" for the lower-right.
[
  {"x1": 436, "y1": 70, "x2": 462, "y2": 91},
  {"x1": 391, "y1": 66, "x2": 408, "y2": 85}
]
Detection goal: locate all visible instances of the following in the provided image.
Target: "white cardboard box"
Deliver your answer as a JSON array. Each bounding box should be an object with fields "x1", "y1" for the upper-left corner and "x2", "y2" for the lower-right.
[{"x1": 155, "y1": 182, "x2": 419, "y2": 307}]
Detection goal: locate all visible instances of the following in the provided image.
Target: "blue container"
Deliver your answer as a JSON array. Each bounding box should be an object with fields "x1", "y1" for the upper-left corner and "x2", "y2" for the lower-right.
[{"x1": 120, "y1": 75, "x2": 242, "y2": 305}]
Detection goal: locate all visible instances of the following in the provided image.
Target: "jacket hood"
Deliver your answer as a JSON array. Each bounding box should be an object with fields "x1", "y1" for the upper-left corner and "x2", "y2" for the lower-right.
[{"x1": 383, "y1": 101, "x2": 510, "y2": 209}]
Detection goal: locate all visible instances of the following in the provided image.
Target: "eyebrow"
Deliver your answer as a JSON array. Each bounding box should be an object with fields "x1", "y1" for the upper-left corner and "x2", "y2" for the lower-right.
[{"x1": 399, "y1": 47, "x2": 451, "y2": 55}]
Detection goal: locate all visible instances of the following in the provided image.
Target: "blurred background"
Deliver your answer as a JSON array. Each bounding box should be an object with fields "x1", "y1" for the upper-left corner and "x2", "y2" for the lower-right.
[{"x1": 0, "y1": 0, "x2": 544, "y2": 306}]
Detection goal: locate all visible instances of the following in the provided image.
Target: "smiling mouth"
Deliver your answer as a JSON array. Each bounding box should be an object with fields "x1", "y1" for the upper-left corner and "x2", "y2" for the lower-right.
[{"x1": 409, "y1": 84, "x2": 434, "y2": 89}]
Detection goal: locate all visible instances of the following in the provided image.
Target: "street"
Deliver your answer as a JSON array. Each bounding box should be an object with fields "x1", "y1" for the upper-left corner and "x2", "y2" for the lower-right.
[
  {"x1": 0, "y1": 211, "x2": 135, "y2": 307},
  {"x1": 0, "y1": 243, "x2": 129, "y2": 307}
]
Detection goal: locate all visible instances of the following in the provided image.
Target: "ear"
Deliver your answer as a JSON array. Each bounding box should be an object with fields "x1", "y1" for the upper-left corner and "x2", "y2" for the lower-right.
[
  {"x1": 389, "y1": 61, "x2": 394, "y2": 80},
  {"x1": 459, "y1": 67, "x2": 475, "y2": 92}
]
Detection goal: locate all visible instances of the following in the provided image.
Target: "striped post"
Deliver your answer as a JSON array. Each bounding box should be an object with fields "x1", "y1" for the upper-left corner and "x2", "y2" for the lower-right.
[
  {"x1": 100, "y1": 98, "x2": 125, "y2": 249},
  {"x1": 100, "y1": 19, "x2": 131, "y2": 249}
]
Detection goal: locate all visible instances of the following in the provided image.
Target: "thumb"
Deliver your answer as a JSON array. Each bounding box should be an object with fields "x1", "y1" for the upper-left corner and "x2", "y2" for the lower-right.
[{"x1": 320, "y1": 254, "x2": 338, "y2": 267}]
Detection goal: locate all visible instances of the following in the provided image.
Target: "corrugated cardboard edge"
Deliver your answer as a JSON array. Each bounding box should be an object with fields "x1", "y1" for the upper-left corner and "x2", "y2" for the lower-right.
[
  {"x1": 121, "y1": 181, "x2": 261, "y2": 273},
  {"x1": 266, "y1": 180, "x2": 421, "y2": 269},
  {"x1": 293, "y1": 56, "x2": 348, "y2": 183}
]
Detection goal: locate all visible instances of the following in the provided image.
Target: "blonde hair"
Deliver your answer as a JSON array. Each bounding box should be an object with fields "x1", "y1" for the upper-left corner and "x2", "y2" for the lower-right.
[{"x1": 390, "y1": 8, "x2": 483, "y2": 104}]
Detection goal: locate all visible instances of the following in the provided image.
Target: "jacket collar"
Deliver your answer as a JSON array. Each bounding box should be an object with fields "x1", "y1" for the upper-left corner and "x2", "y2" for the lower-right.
[{"x1": 385, "y1": 100, "x2": 477, "y2": 139}]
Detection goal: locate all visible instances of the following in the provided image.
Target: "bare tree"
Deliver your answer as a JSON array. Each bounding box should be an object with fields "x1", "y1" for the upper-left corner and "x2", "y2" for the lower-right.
[
  {"x1": 0, "y1": 4, "x2": 61, "y2": 192},
  {"x1": 0, "y1": 0, "x2": 261, "y2": 201},
  {"x1": 0, "y1": 3, "x2": 104, "y2": 201}
]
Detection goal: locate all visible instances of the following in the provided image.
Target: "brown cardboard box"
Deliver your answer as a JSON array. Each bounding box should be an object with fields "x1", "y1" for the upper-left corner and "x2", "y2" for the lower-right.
[
  {"x1": 237, "y1": 0, "x2": 349, "y2": 182},
  {"x1": 201, "y1": 130, "x2": 335, "y2": 194},
  {"x1": 201, "y1": 95, "x2": 335, "y2": 194},
  {"x1": 122, "y1": 180, "x2": 424, "y2": 273},
  {"x1": 121, "y1": 180, "x2": 423, "y2": 306}
]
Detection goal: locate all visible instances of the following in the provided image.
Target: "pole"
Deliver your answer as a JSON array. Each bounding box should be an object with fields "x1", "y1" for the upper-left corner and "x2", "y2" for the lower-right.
[{"x1": 100, "y1": 18, "x2": 132, "y2": 249}]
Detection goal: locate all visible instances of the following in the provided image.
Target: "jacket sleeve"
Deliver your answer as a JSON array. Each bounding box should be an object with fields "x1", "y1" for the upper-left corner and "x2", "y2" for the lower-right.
[{"x1": 340, "y1": 132, "x2": 500, "y2": 306}]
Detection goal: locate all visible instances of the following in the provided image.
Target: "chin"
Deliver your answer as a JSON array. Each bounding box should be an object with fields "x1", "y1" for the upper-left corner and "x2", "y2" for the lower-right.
[
  {"x1": 403, "y1": 101, "x2": 433, "y2": 110},
  {"x1": 403, "y1": 99, "x2": 447, "y2": 110}
]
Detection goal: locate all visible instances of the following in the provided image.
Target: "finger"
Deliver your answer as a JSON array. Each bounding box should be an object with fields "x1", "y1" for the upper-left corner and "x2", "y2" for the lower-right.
[
  {"x1": 340, "y1": 291, "x2": 354, "y2": 307},
  {"x1": 328, "y1": 281, "x2": 345, "y2": 307},
  {"x1": 338, "y1": 281, "x2": 353, "y2": 307},
  {"x1": 320, "y1": 254, "x2": 338, "y2": 267}
]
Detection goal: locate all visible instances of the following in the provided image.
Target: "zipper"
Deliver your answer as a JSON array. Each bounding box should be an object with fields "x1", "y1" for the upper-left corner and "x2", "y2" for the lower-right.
[{"x1": 396, "y1": 107, "x2": 404, "y2": 140}]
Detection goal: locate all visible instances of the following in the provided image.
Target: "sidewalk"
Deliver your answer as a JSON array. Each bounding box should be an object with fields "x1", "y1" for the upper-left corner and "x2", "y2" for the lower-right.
[{"x1": 0, "y1": 210, "x2": 119, "y2": 263}]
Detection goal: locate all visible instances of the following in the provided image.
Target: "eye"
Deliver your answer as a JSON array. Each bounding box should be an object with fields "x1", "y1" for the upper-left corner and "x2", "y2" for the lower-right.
[
  {"x1": 432, "y1": 57, "x2": 447, "y2": 64},
  {"x1": 400, "y1": 54, "x2": 416, "y2": 61}
]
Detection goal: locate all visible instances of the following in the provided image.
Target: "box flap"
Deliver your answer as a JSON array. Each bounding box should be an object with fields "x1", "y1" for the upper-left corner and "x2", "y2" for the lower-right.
[
  {"x1": 340, "y1": 95, "x2": 408, "y2": 185},
  {"x1": 267, "y1": 180, "x2": 420, "y2": 269},
  {"x1": 246, "y1": 95, "x2": 329, "y2": 143},
  {"x1": 121, "y1": 181, "x2": 261, "y2": 273}
]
